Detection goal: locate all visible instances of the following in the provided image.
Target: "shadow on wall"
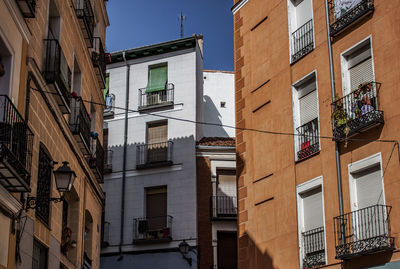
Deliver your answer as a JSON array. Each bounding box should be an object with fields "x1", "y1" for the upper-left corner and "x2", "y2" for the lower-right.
[
  {"x1": 238, "y1": 232, "x2": 275, "y2": 269},
  {"x1": 202, "y1": 95, "x2": 229, "y2": 138}
]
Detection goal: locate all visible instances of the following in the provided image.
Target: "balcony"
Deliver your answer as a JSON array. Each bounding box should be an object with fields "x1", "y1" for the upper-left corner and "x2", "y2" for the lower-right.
[
  {"x1": 133, "y1": 216, "x2": 173, "y2": 244},
  {"x1": 302, "y1": 227, "x2": 326, "y2": 268},
  {"x1": 138, "y1": 83, "x2": 174, "y2": 111},
  {"x1": 136, "y1": 141, "x2": 173, "y2": 169},
  {"x1": 88, "y1": 136, "x2": 104, "y2": 183},
  {"x1": 43, "y1": 39, "x2": 71, "y2": 114},
  {"x1": 74, "y1": 0, "x2": 94, "y2": 47},
  {"x1": 0, "y1": 96, "x2": 33, "y2": 192},
  {"x1": 291, "y1": 19, "x2": 314, "y2": 63},
  {"x1": 15, "y1": 0, "x2": 36, "y2": 18},
  {"x1": 92, "y1": 37, "x2": 106, "y2": 89},
  {"x1": 332, "y1": 82, "x2": 383, "y2": 141},
  {"x1": 328, "y1": 0, "x2": 374, "y2": 37},
  {"x1": 296, "y1": 118, "x2": 319, "y2": 161},
  {"x1": 69, "y1": 98, "x2": 91, "y2": 155},
  {"x1": 211, "y1": 196, "x2": 237, "y2": 219},
  {"x1": 104, "y1": 94, "x2": 115, "y2": 119},
  {"x1": 334, "y1": 205, "x2": 394, "y2": 259}
]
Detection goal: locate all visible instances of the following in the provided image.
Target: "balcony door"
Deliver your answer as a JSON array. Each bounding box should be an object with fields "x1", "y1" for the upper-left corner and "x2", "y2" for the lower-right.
[
  {"x1": 146, "y1": 187, "x2": 167, "y2": 232},
  {"x1": 147, "y1": 121, "x2": 168, "y2": 163},
  {"x1": 216, "y1": 170, "x2": 237, "y2": 216},
  {"x1": 350, "y1": 163, "x2": 387, "y2": 241},
  {"x1": 217, "y1": 232, "x2": 237, "y2": 269}
]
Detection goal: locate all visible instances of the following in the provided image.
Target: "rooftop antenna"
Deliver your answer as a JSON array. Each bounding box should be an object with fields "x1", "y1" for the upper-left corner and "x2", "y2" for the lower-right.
[{"x1": 179, "y1": 12, "x2": 186, "y2": 38}]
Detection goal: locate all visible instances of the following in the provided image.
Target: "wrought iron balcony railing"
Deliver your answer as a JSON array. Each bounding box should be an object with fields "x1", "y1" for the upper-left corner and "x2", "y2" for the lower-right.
[
  {"x1": 15, "y1": 0, "x2": 36, "y2": 18},
  {"x1": 211, "y1": 196, "x2": 237, "y2": 219},
  {"x1": 138, "y1": 83, "x2": 174, "y2": 111},
  {"x1": 133, "y1": 215, "x2": 173, "y2": 243},
  {"x1": 89, "y1": 136, "x2": 104, "y2": 183},
  {"x1": 302, "y1": 227, "x2": 326, "y2": 268},
  {"x1": 83, "y1": 252, "x2": 92, "y2": 269},
  {"x1": 291, "y1": 19, "x2": 314, "y2": 63},
  {"x1": 0, "y1": 95, "x2": 33, "y2": 192},
  {"x1": 104, "y1": 94, "x2": 115, "y2": 119},
  {"x1": 43, "y1": 39, "x2": 71, "y2": 114},
  {"x1": 136, "y1": 141, "x2": 173, "y2": 169},
  {"x1": 332, "y1": 82, "x2": 383, "y2": 141},
  {"x1": 92, "y1": 37, "x2": 106, "y2": 89},
  {"x1": 296, "y1": 118, "x2": 319, "y2": 161},
  {"x1": 334, "y1": 204, "x2": 394, "y2": 260},
  {"x1": 75, "y1": 0, "x2": 94, "y2": 47},
  {"x1": 328, "y1": 0, "x2": 374, "y2": 36},
  {"x1": 69, "y1": 98, "x2": 91, "y2": 155}
]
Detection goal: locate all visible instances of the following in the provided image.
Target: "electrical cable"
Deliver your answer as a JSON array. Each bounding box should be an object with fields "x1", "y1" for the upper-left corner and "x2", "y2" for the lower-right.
[{"x1": 31, "y1": 87, "x2": 399, "y2": 145}]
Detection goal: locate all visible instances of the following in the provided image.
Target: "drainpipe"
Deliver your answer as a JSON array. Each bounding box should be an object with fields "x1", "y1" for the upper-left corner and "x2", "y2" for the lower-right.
[
  {"x1": 324, "y1": 0, "x2": 345, "y2": 244},
  {"x1": 118, "y1": 51, "x2": 130, "y2": 260}
]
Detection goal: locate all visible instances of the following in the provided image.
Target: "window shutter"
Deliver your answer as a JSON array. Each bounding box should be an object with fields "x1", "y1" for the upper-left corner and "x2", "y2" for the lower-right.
[
  {"x1": 302, "y1": 186, "x2": 324, "y2": 232},
  {"x1": 349, "y1": 57, "x2": 374, "y2": 91},
  {"x1": 146, "y1": 187, "x2": 167, "y2": 230},
  {"x1": 146, "y1": 66, "x2": 168, "y2": 93},
  {"x1": 147, "y1": 122, "x2": 168, "y2": 144},
  {"x1": 217, "y1": 172, "x2": 236, "y2": 197},
  {"x1": 299, "y1": 89, "x2": 318, "y2": 125},
  {"x1": 354, "y1": 165, "x2": 383, "y2": 209}
]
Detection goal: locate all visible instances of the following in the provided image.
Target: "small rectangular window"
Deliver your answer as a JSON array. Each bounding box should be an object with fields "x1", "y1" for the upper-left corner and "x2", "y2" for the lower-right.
[{"x1": 146, "y1": 186, "x2": 167, "y2": 231}]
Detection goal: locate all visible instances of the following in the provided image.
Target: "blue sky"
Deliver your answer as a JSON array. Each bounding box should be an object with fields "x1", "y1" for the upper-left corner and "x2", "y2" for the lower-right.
[{"x1": 105, "y1": 0, "x2": 234, "y2": 71}]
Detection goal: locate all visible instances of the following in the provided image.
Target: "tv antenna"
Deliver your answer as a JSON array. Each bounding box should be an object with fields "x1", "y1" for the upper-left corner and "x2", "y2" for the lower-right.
[{"x1": 179, "y1": 12, "x2": 186, "y2": 38}]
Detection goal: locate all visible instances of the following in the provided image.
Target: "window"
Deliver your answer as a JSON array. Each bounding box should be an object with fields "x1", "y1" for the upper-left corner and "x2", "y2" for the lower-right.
[
  {"x1": 213, "y1": 170, "x2": 237, "y2": 217},
  {"x1": 32, "y1": 239, "x2": 48, "y2": 269},
  {"x1": 342, "y1": 39, "x2": 374, "y2": 95},
  {"x1": 146, "y1": 65, "x2": 168, "y2": 93},
  {"x1": 292, "y1": 73, "x2": 319, "y2": 161},
  {"x1": 146, "y1": 186, "x2": 167, "y2": 233},
  {"x1": 0, "y1": 37, "x2": 13, "y2": 95},
  {"x1": 48, "y1": 0, "x2": 61, "y2": 40},
  {"x1": 296, "y1": 177, "x2": 326, "y2": 268},
  {"x1": 220, "y1": 101, "x2": 226, "y2": 108},
  {"x1": 147, "y1": 121, "x2": 168, "y2": 163},
  {"x1": 217, "y1": 232, "x2": 237, "y2": 269},
  {"x1": 36, "y1": 146, "x2": 53, "y2": 225},
  {"x1": 287, "y1": 0, "x2": 314, "y2": 62}
]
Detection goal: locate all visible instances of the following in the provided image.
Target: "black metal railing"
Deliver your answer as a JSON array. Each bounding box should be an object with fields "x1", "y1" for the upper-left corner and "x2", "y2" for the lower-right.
[
  {"x1": 332, "y1": 82, "x2": 383, "y2": 140},
  {"x1": 15, "y1": 0, "x2": 36, "y2": 17},
  {"x1": 302, "y1": 227, "x2": 326, "y2": 268},
  {"x1": 0, "y1": 95, "x2": 33, "y2": 192},
  {"x1": 92, "y1": 37, "x2": 106, "y2": 88},
  {"x1": 334, "y1": 204, "x2": 394, "y2": 259},
  {"x1": 328, "y1": 0, "x2": 374, "y2": 36},
  {"x1": 89, "y1": 136, "x2": 104, "y2": 182},
  {"x1": 211, "y1": 196, "x2": 237, "y2": 218},
  {"x1": 138, "y1": 83, "x2": 174, "y2": 110},
  {"x1": 83, "y1": 252, "x2": 92, "y2": 269},
  {"x1": 133, "y1": 215, "x2": 173, "y2": 242},
  {"x1": 69, "y1": 98, "x2": 91, "y2": 154},
  {"x1": 43, "y1": 39, "x2": 71, "y2": 114},
  {"x1": 292, "y1": 19, "x2": 314, "y2": 63},
  {"x1": 104, "y1": 94, "x2": 115, "y2": 119},
  {"x1": 296, "y1": 118, "x2": 319, "y2": 161},
  {"x1": 136, "y1": 141, "x2": 173, "y2": 169},
  {"x1": 75, "y1": 0, "x2": 94, "y2": 47}
]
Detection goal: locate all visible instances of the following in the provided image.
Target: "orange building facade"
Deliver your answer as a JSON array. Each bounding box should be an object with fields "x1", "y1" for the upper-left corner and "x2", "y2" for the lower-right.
[{"x1": 233, "y1": 0, "x2": 400, "y2": 268}]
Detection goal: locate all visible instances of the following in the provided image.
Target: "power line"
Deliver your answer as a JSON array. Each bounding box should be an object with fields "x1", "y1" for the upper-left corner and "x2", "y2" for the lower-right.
[{"x1": 31, "y1": 87, "x2": 399, "y2": 145}]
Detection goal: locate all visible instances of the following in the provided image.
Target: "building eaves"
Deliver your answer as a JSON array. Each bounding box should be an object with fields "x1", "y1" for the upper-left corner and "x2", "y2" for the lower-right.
[{"x1": 110, "y1": 35, "x2": 203, "y2": 64}]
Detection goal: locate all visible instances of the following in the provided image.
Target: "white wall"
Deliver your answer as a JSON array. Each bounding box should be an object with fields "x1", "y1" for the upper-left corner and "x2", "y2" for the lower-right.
[{"x1": 202, "y1": 71, "x2": 235, "y2": 138}]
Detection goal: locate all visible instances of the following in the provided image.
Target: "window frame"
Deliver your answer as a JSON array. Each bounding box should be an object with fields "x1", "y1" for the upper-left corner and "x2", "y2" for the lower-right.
[
  {"x1": 296, "y1": 176, "x2": 327, "y2": 268},
  {"x1": 32, "y1": 239, "x2": 48, "y2": 269},
  {"x1": 340, "y1": 36, "x2": 376, "y2": 96}
]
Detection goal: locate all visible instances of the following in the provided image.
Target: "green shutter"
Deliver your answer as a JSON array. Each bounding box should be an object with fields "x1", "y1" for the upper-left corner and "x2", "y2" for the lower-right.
[
  {"x1": 146, "y1": 66, "x2": 167, "y2": 93},
  {"x1": 104, "y1": 76, "x2": 110, "y2": 100}
]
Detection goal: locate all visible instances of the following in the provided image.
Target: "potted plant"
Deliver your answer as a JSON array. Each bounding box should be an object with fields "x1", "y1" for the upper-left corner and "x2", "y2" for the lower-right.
[{"x1": 332, "y1": 94, "x2": 348, "y2": 126}]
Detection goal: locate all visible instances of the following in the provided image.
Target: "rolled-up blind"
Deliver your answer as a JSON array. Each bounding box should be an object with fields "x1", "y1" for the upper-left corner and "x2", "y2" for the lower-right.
[
  {"x1": 299, "y1": 89, "x2": 318, "y2": 126},
  {"x1": 301, "y1": 186, "x2": 323, "y2": 232}
]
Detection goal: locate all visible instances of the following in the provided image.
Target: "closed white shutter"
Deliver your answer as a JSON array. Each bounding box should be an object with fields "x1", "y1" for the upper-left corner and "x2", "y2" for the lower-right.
[
  {"x1": 217, "y1": 173, "x2": 236, "y2": 197},
  {"x1": 354, "y1": 165, "x2": 383, "y2": 209},
  {"x1": 299, "y1": 90, "x2": 318, "y2": 125},
  {"x1": 302, "y1": 186, "x2": 324, "y2": 232},
  {"x1": 349, "y1": 57, "x2": 374, "y2": 91}
]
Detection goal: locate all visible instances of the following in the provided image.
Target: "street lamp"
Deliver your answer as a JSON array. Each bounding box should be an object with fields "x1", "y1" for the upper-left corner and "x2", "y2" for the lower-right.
[
  {"x1": 24, "y1": 161, "x2": 76, "y2": 210},
  {"x1": 178, "y1": 240, "x2": 192, "y2": 266}
]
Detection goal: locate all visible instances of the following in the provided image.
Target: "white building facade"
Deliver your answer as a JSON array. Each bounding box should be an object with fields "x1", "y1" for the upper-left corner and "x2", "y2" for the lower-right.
[{"x1": 100, "y1": 36, "x2": 204, "y2": 269}]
